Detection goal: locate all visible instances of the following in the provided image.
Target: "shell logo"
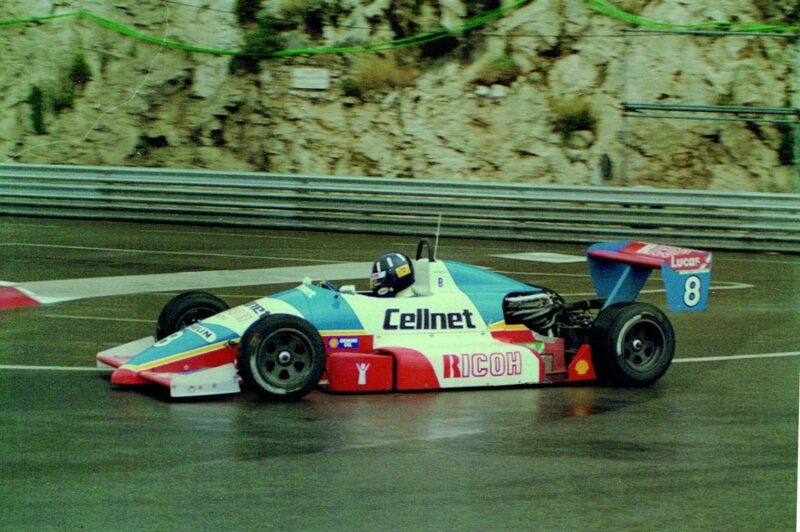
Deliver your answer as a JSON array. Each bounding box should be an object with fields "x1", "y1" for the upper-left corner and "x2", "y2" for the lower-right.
[
  {"x1": 574, "y1": 359, "x2": 590, "y2": 376},
  {"x1": 328, "y1": 338, "x2": 339, "y2": 349}
]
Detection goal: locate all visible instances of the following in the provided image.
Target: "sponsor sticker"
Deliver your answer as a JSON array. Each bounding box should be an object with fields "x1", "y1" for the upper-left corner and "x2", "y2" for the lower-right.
[
  {"x1": 356, "y1": 363, "x2": 370, "y2": 385},
  {"x1": 574, "y1": 359, "x2": 590, "y2": 376},
  {"x1": 247, "y1": 302, "x2": 268, "y2": 316},
  {"x1": 396, "y1": 263, "x2": 411, "y2": 278},
  {"x1": 223, "y1": 306, "x2": 256, "y2": 324},
  {"x1": 154, "y1": 331, "x2": 183, "y2": 347},
  {"x1": 328, "y1": 337, "x2": 361, "y2": 349},
  {"x1": 442, "y1": 351, "x2": 523, "y2": 379},
  {"x1": 669, "y1": 253, "x2": 710, "y2": 272},
  {"x1": 631, "y1": 242, "x2": 695, "y2": 259},
  {"x1": 383, "y1": 308, "x2": 476, "y2": 331},
  {"x1": 188, "y1": 323, "x2": 217, "y2": 343}
]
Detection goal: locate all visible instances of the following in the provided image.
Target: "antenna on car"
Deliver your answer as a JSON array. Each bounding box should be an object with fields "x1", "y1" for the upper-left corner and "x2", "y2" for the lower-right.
[{"x1": 434, "y1": 213, "x2": 442, "y2": 260}]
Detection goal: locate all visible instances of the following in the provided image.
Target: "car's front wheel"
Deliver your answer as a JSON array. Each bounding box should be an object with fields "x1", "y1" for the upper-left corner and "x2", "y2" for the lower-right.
[
  {"x1": 590, "y1": 302, "x2": 675, "y2": 386},
  {"x1": 237, "y1": 314, "x2": 326, "y2": 401},
  {"x1": 156, "y1": 291, "x2": 229, "y2": 340}
]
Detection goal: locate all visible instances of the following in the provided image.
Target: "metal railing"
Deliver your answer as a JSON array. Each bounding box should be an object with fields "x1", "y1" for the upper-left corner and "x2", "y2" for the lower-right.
[{"x1": 1, "y1": 164, "x2": 799, "y2": 252}]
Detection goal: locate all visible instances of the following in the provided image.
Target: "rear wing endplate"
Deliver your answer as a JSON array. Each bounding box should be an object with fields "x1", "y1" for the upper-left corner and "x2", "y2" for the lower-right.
[{"x1": 587, "y1": 241, "x2": 712, "y2": 312}]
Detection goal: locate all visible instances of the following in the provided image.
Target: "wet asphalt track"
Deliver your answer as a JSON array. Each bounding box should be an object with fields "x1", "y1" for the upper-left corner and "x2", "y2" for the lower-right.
[{"x1": 0, "y1": 216, "x2": 798, "y2": 530}]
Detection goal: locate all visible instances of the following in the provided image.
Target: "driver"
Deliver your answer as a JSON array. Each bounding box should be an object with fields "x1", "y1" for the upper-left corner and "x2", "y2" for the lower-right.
[{"x1": 370, "y1": 252, "x2": 415, "y2": 297}]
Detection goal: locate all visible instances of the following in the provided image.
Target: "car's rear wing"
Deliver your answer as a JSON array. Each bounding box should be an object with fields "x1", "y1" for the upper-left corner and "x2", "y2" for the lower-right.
[{"x1": 587, "y1": 241, "x2": 712, "y2": 312}]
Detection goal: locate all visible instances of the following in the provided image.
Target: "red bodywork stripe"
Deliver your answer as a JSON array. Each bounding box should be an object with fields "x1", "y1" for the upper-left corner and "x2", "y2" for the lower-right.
[
  {"x1": 587, "y1": 249, "x2": 663, "y2": 269},
  {"x1": 97, "y1": 355, "x2": 131, "y2": 369},
  {"x1": 491, "y1": 329, "x2": 535, "y2": 344},
  {"x1": 0, "y1": 287, "x2": 41, "y2": 310},
  {"x1": 378, "y1": 347, "x2": 440, "y2": 391},
  {"x1": 110, "y1": 367, "x2": 149, "y2": 385},
  {"x1": 138, "y1": 371, "x2": 173, "y2": 388}
]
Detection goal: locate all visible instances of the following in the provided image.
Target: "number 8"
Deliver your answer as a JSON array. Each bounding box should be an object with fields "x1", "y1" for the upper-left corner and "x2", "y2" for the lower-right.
[{"x1": 684, "y1": 275, "x2": 701, "y2": 307}]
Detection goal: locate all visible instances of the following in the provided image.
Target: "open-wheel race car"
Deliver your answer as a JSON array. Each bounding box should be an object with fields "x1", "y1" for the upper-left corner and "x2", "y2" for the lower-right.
[{"x1": 97, "y1": 239, "x2": 712, "y2": 400}]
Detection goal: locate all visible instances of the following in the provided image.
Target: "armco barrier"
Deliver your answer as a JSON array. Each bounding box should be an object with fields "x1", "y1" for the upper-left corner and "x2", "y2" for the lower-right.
[{"x1": 1, "y1": 164, "x2": 798, "y2": 253}]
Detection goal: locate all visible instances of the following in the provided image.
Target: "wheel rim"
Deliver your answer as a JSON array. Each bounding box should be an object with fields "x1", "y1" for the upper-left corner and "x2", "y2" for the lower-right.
[
  {"x1": 253, "y1": 328, "x2": 316, "y2": 390},
  {"x1": 620, "y1": 319, "x2": 665, "y2": 372}
]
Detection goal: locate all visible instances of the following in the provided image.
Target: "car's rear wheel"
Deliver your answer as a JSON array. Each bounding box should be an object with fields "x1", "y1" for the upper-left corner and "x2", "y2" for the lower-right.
[
  {"x1": 156, "y1": 291, "x2": 229, "y2": 340},
  {"x1": 237, "y1": 314, "x2": 326, "y2": 401},
  {"x1": 590, "y1": 302, "x2": 675, "y2": 386}
]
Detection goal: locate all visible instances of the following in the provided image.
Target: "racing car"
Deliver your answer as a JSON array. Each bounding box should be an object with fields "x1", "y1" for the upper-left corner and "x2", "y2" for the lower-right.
[{"x1": 96, "y1": 239, "x2": 712, "y2": 400}]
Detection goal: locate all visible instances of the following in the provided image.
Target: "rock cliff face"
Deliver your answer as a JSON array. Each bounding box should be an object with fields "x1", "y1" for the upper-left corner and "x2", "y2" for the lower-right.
[{"x1": 0, "y1": 0, "x2": 797, "y2": 191}]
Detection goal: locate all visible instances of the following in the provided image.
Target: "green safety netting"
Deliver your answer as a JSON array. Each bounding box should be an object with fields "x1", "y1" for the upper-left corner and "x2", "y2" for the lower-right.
[
  {"x1": 583, "y1": 0, "x2": 800, "y2": 32},
  {"x1": 1, "y1": 1, "x2": 798, "y2": 59},
  {"x1": 0, "y1": 1, "x2": 529, "y2": 58}
]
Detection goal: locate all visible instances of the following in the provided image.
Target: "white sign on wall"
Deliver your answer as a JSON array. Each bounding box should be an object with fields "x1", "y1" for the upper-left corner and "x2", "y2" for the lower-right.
[{"x1": 291, "y1": 68, "x2": 330, "y2": 90}]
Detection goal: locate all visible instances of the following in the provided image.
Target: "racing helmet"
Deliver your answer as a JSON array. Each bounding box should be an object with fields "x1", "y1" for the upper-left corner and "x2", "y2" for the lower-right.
[{"x1": 370, "y1": 252, "x2": 415, "y2": 297}]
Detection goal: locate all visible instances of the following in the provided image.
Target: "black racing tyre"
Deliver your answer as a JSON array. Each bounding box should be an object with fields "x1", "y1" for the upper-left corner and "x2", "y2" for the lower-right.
[
  {"x1": 156, "y1": 291, "x2": 229, "y2": 340},
  {"x1": 237, "y1": 314, "x2": 326, "y2": 401},
  {"x1": 590, "y1": 302, "x2": 675, "y2": 386}
]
